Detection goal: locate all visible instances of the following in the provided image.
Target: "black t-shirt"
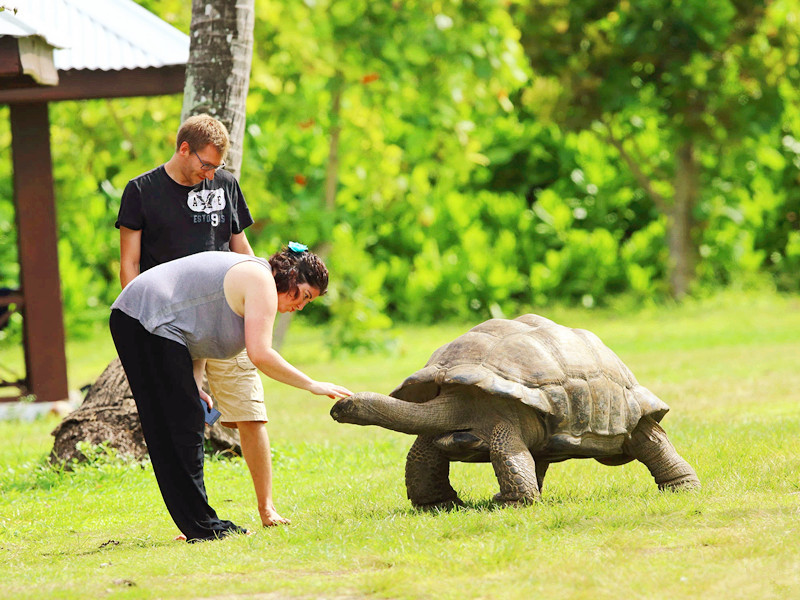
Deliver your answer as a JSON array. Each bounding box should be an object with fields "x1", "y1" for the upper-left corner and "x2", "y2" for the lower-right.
[{"x1": 115, "y1": 165, "x2": 254, "y2": 272}]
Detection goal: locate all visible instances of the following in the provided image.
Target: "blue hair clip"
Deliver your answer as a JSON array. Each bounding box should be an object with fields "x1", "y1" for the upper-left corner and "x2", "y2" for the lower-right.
[{"x1": 288, "y1": 241, "x2": 308, "y2": 253}]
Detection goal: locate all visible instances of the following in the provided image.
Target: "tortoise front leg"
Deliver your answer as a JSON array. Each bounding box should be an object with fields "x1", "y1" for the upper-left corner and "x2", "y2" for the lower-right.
[
  {"x1": 405, "y1": 435, "x2": 463, "y2": 509},
  {"x1": 624, "y1": 416, "x2": 701, "y2": 491},
  {"x1": 490, "y1": 421, "x2": 541, "y2": 504}
]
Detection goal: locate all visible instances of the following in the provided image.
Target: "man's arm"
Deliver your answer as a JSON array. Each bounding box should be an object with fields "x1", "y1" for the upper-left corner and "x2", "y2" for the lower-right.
[
  {"x1": 230, "y1": 230, "x2": 255, "y2": 256},
  {"x1": 119, "y1": 226, "x2": 142, "y2": 289}
]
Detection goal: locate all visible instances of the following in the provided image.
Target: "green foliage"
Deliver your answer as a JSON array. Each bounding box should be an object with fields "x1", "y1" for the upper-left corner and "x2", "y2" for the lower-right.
[
  {"x1": 1, "y1": 1, "x2": 799, "y2": 349},
  {"x1": 510, "y1": 0, "x2": 800, "y2": 298},
  {"x1": 50, "y1": 98, "x2": 184, "y2": 336},
  {"x1": 71, "y1": 441, "x2": 127, "y2": 467},
  {"x1": 323, "y1": 223, "x2": 394, "y2": 353},
  {"x1": 0, "y1": 105, "x2": 21, "y2": 346},
  {"x1": 238, "y1": 0, "x2": 539, "y2": 333}
]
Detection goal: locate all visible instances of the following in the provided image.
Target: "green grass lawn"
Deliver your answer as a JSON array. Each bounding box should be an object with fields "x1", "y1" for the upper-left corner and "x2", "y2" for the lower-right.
[{"x1": 1, "y1": 291, "x2": 799, "y2": 599}]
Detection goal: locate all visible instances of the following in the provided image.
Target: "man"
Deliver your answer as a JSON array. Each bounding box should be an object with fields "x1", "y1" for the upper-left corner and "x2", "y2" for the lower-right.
[{"x1": 116, "y1": 114, "x2": 289, "y2": 528}]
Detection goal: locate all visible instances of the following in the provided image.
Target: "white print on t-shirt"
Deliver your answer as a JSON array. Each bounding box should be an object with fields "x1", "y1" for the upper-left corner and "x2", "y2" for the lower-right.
[{"x1": 187, "y1": 189, "x2": 227, "y2": 227}]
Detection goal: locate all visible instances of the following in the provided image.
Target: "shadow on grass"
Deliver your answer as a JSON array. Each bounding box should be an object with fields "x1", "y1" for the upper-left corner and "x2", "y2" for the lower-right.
[
  {"x1": 360, "y1": 483, "x2": 698, "y2": 520},
  {"x1": 372, "y1": 497, "x2": 536, "y2": 518},
  {"x1": 38, "y1": 537, "x2": 180, "y2": 557}
]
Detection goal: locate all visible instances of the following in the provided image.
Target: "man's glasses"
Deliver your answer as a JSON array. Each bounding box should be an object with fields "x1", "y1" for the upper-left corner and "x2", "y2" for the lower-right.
[{"x1": 193, "y1": 150, "x2": 226, "y2": 171}]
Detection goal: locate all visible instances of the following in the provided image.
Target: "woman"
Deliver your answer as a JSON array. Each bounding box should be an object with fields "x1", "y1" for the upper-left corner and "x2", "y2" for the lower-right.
[{"x1": 109, "y1": 243, "x2": 351, "y2": 541}]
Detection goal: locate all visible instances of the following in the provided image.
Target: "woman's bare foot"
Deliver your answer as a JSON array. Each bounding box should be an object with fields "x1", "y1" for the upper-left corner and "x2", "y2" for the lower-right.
[{"x1": 260, "y1": 506, "x2": 291, "y2": 527}]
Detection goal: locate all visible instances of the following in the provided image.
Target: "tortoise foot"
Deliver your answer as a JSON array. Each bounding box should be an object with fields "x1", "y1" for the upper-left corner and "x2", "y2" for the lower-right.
[
  {"x1": 658, "y1": 474, "x2": 701, "y2": 492},
  {"x1": 412, "y1": 497, "x2": 465, "y2": 512},
  {"x1": 492, "y1": 492, "x2": 539, "y2": 506}
]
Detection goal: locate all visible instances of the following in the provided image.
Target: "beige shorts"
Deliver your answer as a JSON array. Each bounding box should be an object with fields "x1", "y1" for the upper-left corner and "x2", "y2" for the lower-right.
[{"x1": 205, "y1": 350, "x2": 267, "y2": 423}]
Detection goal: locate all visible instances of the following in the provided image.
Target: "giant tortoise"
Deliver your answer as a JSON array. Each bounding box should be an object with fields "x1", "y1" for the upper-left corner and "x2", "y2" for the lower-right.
[{"x1": 330, "y1": 314, "x2": 700, "y2": 508}]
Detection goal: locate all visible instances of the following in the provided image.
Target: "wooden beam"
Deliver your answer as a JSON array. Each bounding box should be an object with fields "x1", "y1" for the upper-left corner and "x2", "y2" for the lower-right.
[
  {"x1": 10, "y1": 102, "x2": 69, "y2": 403},
  {"x1": 0, "y1": 292, "x2": 24, "y2": 307},
  {"x1": 0, "y1": 65, "x2": 185, "y2": 103},
  {"x1": 0, "y1": 36, "x2": 23, "y2": 77}
]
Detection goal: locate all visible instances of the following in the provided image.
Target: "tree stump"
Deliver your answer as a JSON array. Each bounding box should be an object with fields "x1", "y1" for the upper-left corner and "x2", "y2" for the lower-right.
[{"x1": 50, "y1": 358, "x2": 241, "y2": 465}]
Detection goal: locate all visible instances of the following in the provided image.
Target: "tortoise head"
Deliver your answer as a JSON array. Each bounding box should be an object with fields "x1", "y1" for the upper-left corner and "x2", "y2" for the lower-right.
[
  {"x1": 330, "y1": 391, "x2": 456, "y2": 435},
  {"x1": 330, "y1": 392, "x2": 392, "y2": 425}
]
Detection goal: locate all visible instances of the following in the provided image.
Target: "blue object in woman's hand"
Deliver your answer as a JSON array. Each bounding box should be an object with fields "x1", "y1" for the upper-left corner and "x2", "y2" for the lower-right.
[{"x1": 199, "y1": 397, "x2": 222, "y2": 425}]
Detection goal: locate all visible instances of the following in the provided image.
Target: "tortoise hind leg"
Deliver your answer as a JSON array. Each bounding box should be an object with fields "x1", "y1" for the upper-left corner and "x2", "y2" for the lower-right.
[
  {"x1": 490, "y1": 421, "x2": 541, "y2": 504},
  {"x1": 405, "y1": 435, "x2": 463, "y2": 509},
  {"x1": 624, "y1": 416, "x2": 701, "y2": 491}
]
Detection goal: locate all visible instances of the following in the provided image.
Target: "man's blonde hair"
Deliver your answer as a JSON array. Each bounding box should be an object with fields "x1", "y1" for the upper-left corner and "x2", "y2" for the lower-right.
[{"x1": 176, "y1": 114, "x2": 230, "y2": 158}]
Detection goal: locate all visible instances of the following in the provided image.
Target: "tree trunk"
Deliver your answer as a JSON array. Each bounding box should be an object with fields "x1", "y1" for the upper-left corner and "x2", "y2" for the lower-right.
[
  {"x1": 323, "y1": 81, "x2": 343, "y2": 214},
  {"x1": 50, "y1": 359, "x2": 240, "y2": 465},
  {"x1": 668, "y1": 141, "x2": 698, "y2": 299},
  {"x1": 182, "y1": 0, "x2": 255, "y2": 178}
]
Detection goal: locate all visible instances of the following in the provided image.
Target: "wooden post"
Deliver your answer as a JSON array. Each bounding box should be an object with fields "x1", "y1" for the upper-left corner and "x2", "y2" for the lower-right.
[{"x1": 9, "y1": 102, "x2": 69, "y2": 403}]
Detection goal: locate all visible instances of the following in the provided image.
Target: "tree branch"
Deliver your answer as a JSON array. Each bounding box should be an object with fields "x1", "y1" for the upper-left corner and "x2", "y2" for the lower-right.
[{"x1": 604, "y1": 129, "x2": 670, "y2": 213}]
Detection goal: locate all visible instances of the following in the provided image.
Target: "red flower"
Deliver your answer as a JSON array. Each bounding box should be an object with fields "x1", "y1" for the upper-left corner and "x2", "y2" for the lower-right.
[{"x1": 294, "y1": 174, "x2": 307, "y2": 186}]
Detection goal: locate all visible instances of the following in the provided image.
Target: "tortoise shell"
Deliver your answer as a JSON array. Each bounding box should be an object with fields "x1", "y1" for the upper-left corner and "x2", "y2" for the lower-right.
[{"x1": 390, "y1": 314, "x2": 669, "y2": 456}]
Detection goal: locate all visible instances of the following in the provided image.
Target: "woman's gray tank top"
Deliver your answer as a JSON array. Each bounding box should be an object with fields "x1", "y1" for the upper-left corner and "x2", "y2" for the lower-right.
[{"x1": 111, "y1": 251, "x2": 271, "y2": 359}]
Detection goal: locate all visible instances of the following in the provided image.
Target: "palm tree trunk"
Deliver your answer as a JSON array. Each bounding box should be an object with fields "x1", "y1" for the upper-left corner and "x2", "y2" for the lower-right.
[{"x1": 182, "y1": 0, "x2": 255, "y2": 178}]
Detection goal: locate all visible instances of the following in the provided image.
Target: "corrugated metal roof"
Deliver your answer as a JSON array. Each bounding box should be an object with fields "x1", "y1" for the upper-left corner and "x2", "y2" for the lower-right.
[
  {"x1": 0, "y1": 6, "x2": 62, "y2": 44},
  {"x1": 0, "y1": 0, "x2": 189, "y2": 71}
]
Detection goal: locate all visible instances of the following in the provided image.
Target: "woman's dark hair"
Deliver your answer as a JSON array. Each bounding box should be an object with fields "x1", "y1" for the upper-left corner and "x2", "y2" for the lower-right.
[{"x1": 268, "y1": 246, "x2": 329, "y2": 298}]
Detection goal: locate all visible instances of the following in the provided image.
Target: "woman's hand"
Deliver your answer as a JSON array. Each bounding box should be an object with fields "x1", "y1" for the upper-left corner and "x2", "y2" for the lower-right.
[{"x1": 308, "y1": 381, "x2": 353, "y2": 399}]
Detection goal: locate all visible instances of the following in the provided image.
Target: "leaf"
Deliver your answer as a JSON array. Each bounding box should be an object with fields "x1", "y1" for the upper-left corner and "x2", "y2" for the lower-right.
[
  {"x1": 756, "y1": 146, "x2": 786, "y2": 171},
  {"x1": 403, "y1": 44, "x2": 429, "y2": 66}
]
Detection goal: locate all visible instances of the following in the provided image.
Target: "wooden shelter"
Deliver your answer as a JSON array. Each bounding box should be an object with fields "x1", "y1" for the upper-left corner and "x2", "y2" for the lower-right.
[{"x1": 0, "y1": 0, "x2": 188, "y2": 403}]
